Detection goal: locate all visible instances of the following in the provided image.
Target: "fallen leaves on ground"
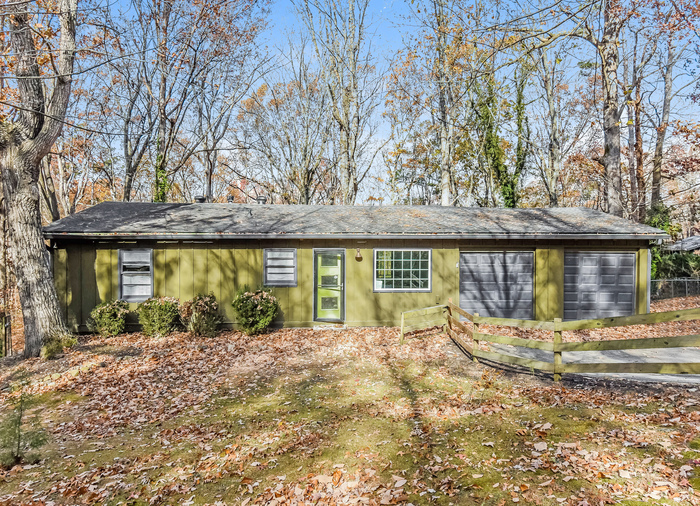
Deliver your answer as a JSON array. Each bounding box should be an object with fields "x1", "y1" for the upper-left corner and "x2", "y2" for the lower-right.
[{"x1": 0, "y1": 298, "x2": 700, "y2": 504}]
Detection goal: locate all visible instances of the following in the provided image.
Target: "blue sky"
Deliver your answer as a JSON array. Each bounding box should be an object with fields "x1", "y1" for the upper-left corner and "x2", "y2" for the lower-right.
[{"x1": 260, "y1": 0, "x2": 413, "y2": 66}]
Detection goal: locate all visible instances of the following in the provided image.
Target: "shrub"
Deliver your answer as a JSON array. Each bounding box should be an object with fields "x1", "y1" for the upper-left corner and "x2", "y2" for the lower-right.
[
  {"x1": 180, "y1": 293, "x2": 222, "y2": 338},
  {"x1": 88, "y1": 300, "x2": 130, "y2": 337},
  {"x1": 137, "y1": 297, "x2": 180, "y2": 337},
  {"x1": 0, "y1": 371, "x2": 47, "y2": 469},
  {"x1": 231, "y1": 288, "x2": 280, "y2": 335},
  {"x1": 40, "y1": 333, "x2": 77, "y2": 360}
]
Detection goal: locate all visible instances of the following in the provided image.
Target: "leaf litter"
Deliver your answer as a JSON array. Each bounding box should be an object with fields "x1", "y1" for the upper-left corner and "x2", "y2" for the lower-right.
[{"x1": 0, "y1": 297, "x2": 699, "y2": 503}]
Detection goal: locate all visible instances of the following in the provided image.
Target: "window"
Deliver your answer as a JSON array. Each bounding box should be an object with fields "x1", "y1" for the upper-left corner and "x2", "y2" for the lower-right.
[
  {"x1": 374, "y1": 249, "x2": 431, "y2": 291},
  {"x1": 264, "y1": 249, "x2": 297, "y2": 287},
  {"x1": 119, "y1": 249, "x2": 153, "y2": 302}
]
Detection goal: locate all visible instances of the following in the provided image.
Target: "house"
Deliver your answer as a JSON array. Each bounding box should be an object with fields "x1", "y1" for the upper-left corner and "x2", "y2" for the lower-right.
[
  {"x1": 664, "y1": 235, "x2": 700, "y2": 252},
  {"x1": 43, "y1": 202, "x2": 667, "y2": 331}
]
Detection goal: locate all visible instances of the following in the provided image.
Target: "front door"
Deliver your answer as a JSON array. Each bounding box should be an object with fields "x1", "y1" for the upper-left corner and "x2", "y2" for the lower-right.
[{"x1": 314, "y1": 250, "x2": 344, "y2": 322}]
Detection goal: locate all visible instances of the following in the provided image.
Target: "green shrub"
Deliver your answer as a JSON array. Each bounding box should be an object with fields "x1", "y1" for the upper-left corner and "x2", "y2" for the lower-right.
[
  {"x1": 137, "y1": 297, "x2": 180, "y2": 337},
  {"x1": 651, "y1": 248, "x2": 700, "y2": 279},
  {"x1": 180, "y1": 293, "x2": 222, "y2": 338},
  {"x1": 0, "y1": 371, "x2": 47, "y2": 469},
  {"x1": 231, "y1": 288, "x2": 280, "y2": 335},
  {"x1": 40, "y1": 333, "x2": 77, "y2": 360},
  {"x1": 88, "y1": 300, "x2": 130, "y2": 337}
]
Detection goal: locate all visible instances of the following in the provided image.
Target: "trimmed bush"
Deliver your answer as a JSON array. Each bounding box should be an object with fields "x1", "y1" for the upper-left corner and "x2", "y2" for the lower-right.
[
  {"x1": 88, "y1": 300, "x2": 130, "y2": 337},
  {"x1": 137, "y1": 297, "x2": 180, "y2": 337},
  {"x1": 180, "y1": 293, "x2": 222, "y2": 338},
  {"x1": 231, "y1": 288, "x2": 279, "y2": 335}
]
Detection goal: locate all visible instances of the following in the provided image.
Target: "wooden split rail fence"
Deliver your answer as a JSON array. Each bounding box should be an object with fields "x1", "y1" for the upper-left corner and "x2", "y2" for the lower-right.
[
  {"x1": 399, "y1": 305, "x2": 448, "y2": 344},
  {"x1": 404, "y1": 301, "x2": 700, "y2": 381}
]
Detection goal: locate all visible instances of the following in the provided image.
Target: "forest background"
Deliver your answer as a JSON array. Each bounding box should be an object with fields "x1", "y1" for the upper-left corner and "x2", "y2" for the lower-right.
[
  {"x1": 2, "y1": 0, "x2": 699, "y2": 228},
  {"x1": 1, "y1": 0, "x2": 700, "y2": 355}
]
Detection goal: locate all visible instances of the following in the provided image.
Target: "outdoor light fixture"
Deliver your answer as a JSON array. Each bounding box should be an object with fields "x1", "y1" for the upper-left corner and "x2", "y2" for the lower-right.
[{"x1": 355, "y1": 248, "x2": 363, "y2": 261}]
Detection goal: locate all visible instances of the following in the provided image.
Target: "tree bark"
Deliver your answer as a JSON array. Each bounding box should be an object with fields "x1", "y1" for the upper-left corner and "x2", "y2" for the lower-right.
[
  {"x1": 599, "y1": 1, "x2": 623, "y2": 217},
  {"x1": 435, "y1": 0, "x2": 455, "y2": 206},
  {"x1": 580, "y1": 0, "x2": 625, "y2": 216},
  {"x1": 651, "y1": 43, "x2": 674, "y2": 208},
  {"x1": 633, "y1": 84, "x2": 645, "y2": 222},
  {"x1": 0, "y1": 0, "x2": 76, "y2": 357},
  {"x1": 39, "y1": 156, "x2": 61, "y2": 222}
]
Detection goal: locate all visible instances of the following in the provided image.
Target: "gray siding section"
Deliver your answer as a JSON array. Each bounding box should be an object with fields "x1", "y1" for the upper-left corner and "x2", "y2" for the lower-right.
[
  {"x1": 459, "y1": 252, "x2": 534, "y2": 319},
  {"x1": 564, "y1": 252, "x2": 636, "y2": 320}
]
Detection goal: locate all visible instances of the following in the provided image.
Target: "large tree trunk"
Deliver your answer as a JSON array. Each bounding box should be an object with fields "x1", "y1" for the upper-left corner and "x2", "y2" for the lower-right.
[
  {"x1": 0, "y1": 0, "x2": 76, "y2": 357},
  {"x1": 585, "y1": 0, "x2": 624, "y2": 217},
  {"x1": 4, "y1": 161, "x2": 67, "y2": 357}
]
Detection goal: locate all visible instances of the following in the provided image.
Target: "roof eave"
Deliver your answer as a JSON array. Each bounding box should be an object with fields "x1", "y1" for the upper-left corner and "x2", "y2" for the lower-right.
[{"x1": 43, "y1": 232, "x2": 670, "y2": 241}]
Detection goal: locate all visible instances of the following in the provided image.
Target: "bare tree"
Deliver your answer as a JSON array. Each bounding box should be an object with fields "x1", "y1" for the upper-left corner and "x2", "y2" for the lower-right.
[
  {"x1": 0, "y1": 0, "x2": 76, "y2": 357},
  {"x1": 296, "y1": 0, "x2": 383, "y2": 204},
  {"x1": 239, "y1": 42, "x2": 336, "y2": 204}
]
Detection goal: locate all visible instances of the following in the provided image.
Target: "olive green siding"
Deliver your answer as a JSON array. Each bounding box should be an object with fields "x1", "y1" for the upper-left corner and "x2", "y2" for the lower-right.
[
  {"x1": 534, "y1": 248, "x2": 564, "y2": 321},
  {"x1": 51, "y1": 239, "x2": 651, "y2": 332}
]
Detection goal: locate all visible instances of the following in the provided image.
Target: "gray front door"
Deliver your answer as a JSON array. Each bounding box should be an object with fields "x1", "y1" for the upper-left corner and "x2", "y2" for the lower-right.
[
  {"x1": 563, "y1": 252, "x2": 636, "y2": 320},
  {"x1": 459, "y1": 252, "x2": 534, "y2": 319}
]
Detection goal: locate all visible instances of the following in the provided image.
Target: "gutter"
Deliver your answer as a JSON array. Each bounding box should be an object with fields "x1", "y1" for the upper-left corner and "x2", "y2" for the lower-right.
[{"x1": 43, "y1": 232, "x2": 670, "y2": 241}]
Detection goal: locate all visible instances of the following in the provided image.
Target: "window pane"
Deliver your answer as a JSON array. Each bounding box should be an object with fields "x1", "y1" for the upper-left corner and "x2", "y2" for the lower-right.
[
  {"x1": 265, "y1": 249, "x2": 296, "y2": 286},
  {"x1": 123, "y1": 265, "x2": 150, "y2": 273},
  {"x1": 374, "y1": 250, "x2": 429, "y2": 291},
  {"x1": 120, "y1": 249, "x2": 153, "y2": 302}
]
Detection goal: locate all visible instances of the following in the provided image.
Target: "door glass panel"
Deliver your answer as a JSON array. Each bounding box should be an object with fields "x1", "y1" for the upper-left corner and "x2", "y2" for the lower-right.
[
  {"x1": 316, "y1": 251, "x2": 343, "y2": 321},
  {"x1": 321, "y1": 275, "x2": 338, "y2": 287},
  {"x1": 321, "y1": 297, "x2": 338, "y2": 310}
]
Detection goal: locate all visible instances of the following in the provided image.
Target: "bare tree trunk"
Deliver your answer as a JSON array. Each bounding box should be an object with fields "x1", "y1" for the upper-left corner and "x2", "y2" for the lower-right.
[
  {"x1": 600, "y1": 9, "x2": 623, "y2": 217},
  {"x1": 154, "y1": 1, "x2": 173, "y2": 203},
  {"x1": 582, "y1": 0, "x2": 625, "y2": 216},
  {"x1": 435, "y1": 0, "x2": 454, "y2": 206},
  {"x1": 0, "y1": 0, "x2": 75, "y2": 357},
  {"x1": 540, "y1": 51, "x2": 561, "y2": 207},
  {"x1": 205, "y1": 152, "x2": 215, "y2": 202},
  {"x1": 623, "y1": 53, "x2": 639, "y2": 221},
  {"x1": 633, "y1": 85, "x2": 645, "y2": 222},
  {"x1": 651, "y1": 43, "x2": 674, "y2": 208}
]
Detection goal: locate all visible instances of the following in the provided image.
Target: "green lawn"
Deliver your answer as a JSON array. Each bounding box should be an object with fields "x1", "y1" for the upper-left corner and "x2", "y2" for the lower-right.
[{"x1": 1, "y1": 327, "x2": 699, "y2": 505}]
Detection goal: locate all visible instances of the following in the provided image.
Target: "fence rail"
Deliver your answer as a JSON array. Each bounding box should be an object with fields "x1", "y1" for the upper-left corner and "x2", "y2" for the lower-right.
[
  {"x1": 443, "y1": 300, "x2": 700, "y2": 381},
  {"x1": 399, "y1": 305, "x2": 447, "y2": 344}
]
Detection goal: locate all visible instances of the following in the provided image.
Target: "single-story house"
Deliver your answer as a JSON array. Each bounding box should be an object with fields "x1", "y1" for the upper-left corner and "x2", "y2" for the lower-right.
[{"x1": 43, "y1": 202, "x2": 667, "y2": 331}]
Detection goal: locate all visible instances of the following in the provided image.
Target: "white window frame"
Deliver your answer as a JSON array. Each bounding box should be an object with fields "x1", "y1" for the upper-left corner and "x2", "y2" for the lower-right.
[
  {"x1": 373, "y1": 248, "x2": 432, "y2": 292},
  {"x1": 118, "y1": 248, "x2": 153, "y2": 303},
  {"x1": 264, "y1": 248, "x2": 297, "y2": 287}
]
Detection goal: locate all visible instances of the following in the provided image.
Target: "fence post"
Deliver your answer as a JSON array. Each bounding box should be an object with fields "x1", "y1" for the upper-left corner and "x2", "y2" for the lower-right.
[
  {"x1": 473, "y1": 312, "x2": 480, "y2": 363},
  {"x1": 400, "y1": 312, "x2": 405, "y2": 345},
  {"x1": 445, "y1": 298, "x2": 453, "y2": 337},
  {"x1": 553, "y1": 318, "x2": 562, "y2": 382}
]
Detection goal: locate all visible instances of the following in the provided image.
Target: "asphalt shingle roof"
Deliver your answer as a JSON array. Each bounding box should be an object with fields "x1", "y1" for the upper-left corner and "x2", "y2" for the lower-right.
[
  {"x1": 43, "y1": 202, "x2": 667, "y2": 240},
  {"x1": 665, "y1": 236, "x2": 700, "y2": 251}
]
